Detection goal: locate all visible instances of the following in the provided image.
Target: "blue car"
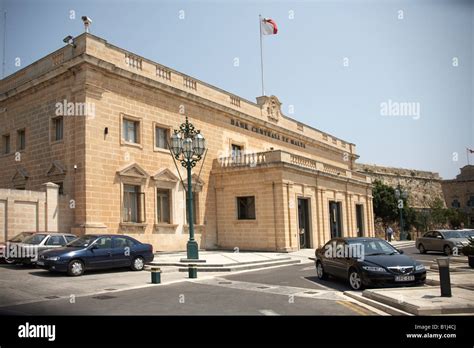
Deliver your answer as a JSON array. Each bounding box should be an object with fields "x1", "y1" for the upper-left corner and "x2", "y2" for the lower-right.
[{"x1": 37, "y1": 234, "x2": 154, "y2": 276}]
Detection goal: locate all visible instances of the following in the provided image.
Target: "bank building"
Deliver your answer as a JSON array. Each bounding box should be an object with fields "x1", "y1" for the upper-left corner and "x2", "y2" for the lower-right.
[{"x1": 0, "y1": 33, "x2": 375, "y2": 252}]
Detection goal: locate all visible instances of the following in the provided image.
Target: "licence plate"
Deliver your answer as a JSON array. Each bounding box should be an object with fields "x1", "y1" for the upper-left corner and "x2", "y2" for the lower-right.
[
  {"x1": 37, "y1": 261, "x2": 45, "y2": 266},
  {"x1": 395, "y1": 275, "x2": 415, "y2": 282}
]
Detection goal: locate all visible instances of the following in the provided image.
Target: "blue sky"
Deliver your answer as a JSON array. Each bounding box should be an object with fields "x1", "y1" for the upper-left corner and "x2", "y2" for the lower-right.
[{"x1": 1, "y1": 0, "x2": 472, "y2": 179}]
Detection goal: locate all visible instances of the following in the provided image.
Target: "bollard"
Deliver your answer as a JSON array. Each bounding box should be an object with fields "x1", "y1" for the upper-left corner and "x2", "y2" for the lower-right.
[
  {"x1": 151, "y1": 267, "x2": 161, "y2": 284},
  {"x1": 437, "y1": 258, "x2": 451, "y2": 297},
  {"x1": 188, "y1": 264, "x2": 197, "y2": 279}
]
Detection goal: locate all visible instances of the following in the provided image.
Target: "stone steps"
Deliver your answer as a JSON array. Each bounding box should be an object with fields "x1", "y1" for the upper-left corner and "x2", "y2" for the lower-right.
[
  {"x1": 180, "y1": 258, "x2": 301, "y2": 272},
  {"x1": 148, "y1": 258, "x2": 300, "y2": 272}
]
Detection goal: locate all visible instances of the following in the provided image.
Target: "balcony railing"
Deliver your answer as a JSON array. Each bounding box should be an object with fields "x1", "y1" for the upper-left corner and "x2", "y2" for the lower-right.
[{"x1": 214, "y1": 150, "x2": 370, "y2": 183}]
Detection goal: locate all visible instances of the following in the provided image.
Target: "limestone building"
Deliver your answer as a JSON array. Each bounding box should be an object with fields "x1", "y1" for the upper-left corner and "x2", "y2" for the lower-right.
[
  {"x1": 442, "y1": 165, "x2": 474, "y2": 227},
  {"x1": 0, "y1": 33, "x2": 374, "y2": 251}
]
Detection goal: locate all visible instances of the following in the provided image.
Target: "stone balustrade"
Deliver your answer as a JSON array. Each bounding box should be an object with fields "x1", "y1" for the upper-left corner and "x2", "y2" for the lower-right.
[{"x1": 214, "y1": 150, "x2": 370, "y2": 183}]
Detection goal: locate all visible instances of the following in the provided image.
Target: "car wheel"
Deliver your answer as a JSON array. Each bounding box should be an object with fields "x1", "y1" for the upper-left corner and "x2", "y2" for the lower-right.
[
  {"x1": 316, "y1": 261, "x2": 328, "y2": 280},
  {"x1": 131, "y1": 256, "x2": 145, "y2": 271},
  {"x1": 348, "y1": 268, "x2": 364, "y2": 291},
  {"x1": 418, "y1": 244, "x2": 426, "y2": 254},
  {"x1": 67, "y1": 260, "x2": 84, "y2": 276},
  {"x1": 443, "y1": 245, "x2": 452, "y2": 256}
]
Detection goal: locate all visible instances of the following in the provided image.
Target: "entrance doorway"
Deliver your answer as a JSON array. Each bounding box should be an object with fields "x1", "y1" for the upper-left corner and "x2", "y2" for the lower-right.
[
  {"x1": 297, "y1": 198, "x2": 311, "y2": 248},
  {"x1": 329, "y1": 201, "x2": 343, "y2": 238},
  {"x1": 355, "y1": 204, "x2": 364, "y2": 237}
]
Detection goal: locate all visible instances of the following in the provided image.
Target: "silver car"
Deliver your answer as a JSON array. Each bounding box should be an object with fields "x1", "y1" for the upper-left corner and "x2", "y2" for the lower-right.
[
  {"x1": 416, "y1": 230, "x2": 470, "y2": 255},
  {"x1": 461, "y1": 229, "x2": 474, "y2": 239},
  {"x1": 8, "y1": 232, "x2": 78, "y2": 264}
]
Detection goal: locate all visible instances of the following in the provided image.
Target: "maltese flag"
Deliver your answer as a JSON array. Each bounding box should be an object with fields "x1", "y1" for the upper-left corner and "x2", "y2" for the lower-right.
[{"x1": 261, "y1": 18, "x2": 278, "y2": 35}]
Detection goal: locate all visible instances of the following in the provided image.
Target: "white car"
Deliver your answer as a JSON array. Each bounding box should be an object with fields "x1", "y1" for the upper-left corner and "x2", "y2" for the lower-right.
[{"x1": 8, "y1": 232, "x2": 77, "y2": 264}]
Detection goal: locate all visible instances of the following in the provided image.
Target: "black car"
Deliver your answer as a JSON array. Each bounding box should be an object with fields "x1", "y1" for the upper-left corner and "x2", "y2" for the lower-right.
[
  {"x1": 315, "y1": 237, "x2": 426, "y2": 290},
  {"x1": 37, "y1": 234, "x2": 154, "y2": 276}
]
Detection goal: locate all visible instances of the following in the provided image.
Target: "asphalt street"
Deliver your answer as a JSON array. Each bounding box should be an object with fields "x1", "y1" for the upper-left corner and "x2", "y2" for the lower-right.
[
  {"x1": 0, "y1": 243, "x2": 443, "y2": 316},
  {"x1": 0, "y1": 262, "x2": 375, "y2": 316},
  {"x1": 397, "y1": 244, "x2": 453, "y2": 266}
]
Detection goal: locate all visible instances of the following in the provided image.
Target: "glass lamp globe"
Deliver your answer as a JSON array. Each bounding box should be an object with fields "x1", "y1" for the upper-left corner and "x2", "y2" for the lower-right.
[
  {"x1": 193, "y1": 133, "x2": 206, "y2": 156},
  {"x1": 182, "y1": 137, "x2": 193, "y2": 159},
  {"x1": 170, "y1": 132, "x2": 182, "y2": 156}
]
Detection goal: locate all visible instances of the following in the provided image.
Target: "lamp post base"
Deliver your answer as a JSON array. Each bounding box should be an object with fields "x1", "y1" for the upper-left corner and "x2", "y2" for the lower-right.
[{"x1": 186, "y1": 240, "x2": 199, "y2": 260}]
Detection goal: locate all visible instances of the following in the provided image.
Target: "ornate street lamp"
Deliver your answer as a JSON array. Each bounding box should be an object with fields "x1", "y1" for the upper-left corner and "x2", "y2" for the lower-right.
[
  {"x1": 170, "y1": 117, "x2": 206, "y2": 260},
  {"x1": 395, "y1": 185, "x2": 408, "y2": 241}
]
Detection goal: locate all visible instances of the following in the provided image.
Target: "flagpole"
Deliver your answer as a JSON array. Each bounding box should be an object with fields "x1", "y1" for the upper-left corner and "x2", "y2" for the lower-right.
[
  {"x1": 259, "y1": 14, "x2": 265, "y2": 96},
  {"x1": 2, "y1": 10, "x2": 6, "y2": 79},
  {"x1": 468, "y1": 148, "x2": 471, "y2": 165}
]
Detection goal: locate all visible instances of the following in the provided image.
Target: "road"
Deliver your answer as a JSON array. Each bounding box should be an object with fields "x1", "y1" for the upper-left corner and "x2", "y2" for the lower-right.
[
  {"x1": 0, "y1": 262, "x2": 377, "y2": 316},
  {"x1": 0, "y1": 243, "x2": 446, "y2": 316},
  {"x1": 396, "y1": 243, "x2": 457, "y2": 267}
]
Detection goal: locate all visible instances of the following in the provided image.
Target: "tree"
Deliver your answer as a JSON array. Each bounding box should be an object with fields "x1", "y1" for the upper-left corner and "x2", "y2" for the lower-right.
[
  {"x1": 430, "y1": 198, "x2": 447, "y2": 227},
  {"x1": 372, "y1": 180, "x2": 399, "y2": 226},
  {"x1": 445, "y1": 208, "x2": 467, "y2": 229}
]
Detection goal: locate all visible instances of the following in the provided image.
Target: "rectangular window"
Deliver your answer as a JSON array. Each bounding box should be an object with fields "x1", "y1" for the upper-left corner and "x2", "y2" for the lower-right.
[
  {"x1": 123, "y1": 184, "x2": 145, "y2": 223},
  {"x1": 157, "y1": 189, "x2": 171, "y2": 223},
  {"x1": 155, "y1": 126, "x2": 169, "y2": 149},
  {"x1": 231, "y1": 144, "x2": 242, "y2": 157},
  {"x1": 17, "y1": 129, "x2": 26, "y2": 150},
  {"x1": 123, "y1": 119, "x2": 139, "y2": 144},
  {"x1": 468, "y1": 196, "x2": 474, "y2": 207},
  {"x1": 53, "y1": 117, "x2": 63, "y2": 141},
  {"x1": 237, "y1": 196, "x2": 256, "y2": 220},
  {"x1": 186, "y1": 191, "x2": 199, "y2": 224},
  {"x1": 2, "y1": 134, "x2": 10, "y2": 154}
]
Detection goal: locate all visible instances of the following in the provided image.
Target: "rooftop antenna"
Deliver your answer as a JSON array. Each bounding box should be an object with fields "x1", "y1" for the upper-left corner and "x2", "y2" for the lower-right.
[{"x1": 81, "y1": 16, "x2": 92, "y2": 33}]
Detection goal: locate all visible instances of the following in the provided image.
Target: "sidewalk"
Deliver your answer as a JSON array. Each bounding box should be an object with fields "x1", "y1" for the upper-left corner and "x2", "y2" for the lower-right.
[
  {"x1": 426, "y1": 257, "x2": 474, "y2": 290},
  {"x1": 352, "y1": 256, "x2": 474, "y2": 315},
  {"x1": 149, "y1": 249, "x2": 310, "y2": 272},
  {"x1": 389, "y1": 240, "x2": 416, "y2": 248},
  {"x1": 360, "y1": 286, "x2": 474, "y2": 315}
]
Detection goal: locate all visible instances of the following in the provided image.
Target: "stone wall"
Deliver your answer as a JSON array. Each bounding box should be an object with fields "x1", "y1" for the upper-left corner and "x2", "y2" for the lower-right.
[
  {"x1": 355, "y1": 163, "x2": 445, "y2": 209},
  {"x1": 0, "y1": 183, "x2": 64, "y2": 242}
]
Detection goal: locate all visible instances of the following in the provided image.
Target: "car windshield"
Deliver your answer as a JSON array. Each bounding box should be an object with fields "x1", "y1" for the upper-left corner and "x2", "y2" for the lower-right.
[
  {"x1": 22, "y1": 234, "x2": 48, "y2": 245},
  {"x1": 67, "y1": 236, "x2": 97, "y2": 247},
  {"x1": 9, "y1": 232, "x2": 33, "y2": 243},
  {"x1": 441, "y1": 231, "x2": 465, "y2": 239},
  {"x1": 462, "y1": 230, "x2": 474, "y2": 237},
  {"x1": 348, "y1": 239, "x2": 398, "y2": 256}
]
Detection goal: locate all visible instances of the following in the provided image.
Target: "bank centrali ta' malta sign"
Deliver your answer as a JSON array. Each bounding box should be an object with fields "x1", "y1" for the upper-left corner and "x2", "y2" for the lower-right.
[{"x1": 230, "y1": 118, "x2": 306, "y2": 148}]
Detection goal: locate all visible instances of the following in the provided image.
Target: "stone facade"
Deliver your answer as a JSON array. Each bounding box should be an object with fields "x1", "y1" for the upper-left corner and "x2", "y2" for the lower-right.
[
  {"x1": 442, "y1": 165, "x2": 474, "y2": 227},
  {"x1": 355, "y1": 163, "x2": 445, "y2": 209},
  {"x1": 0, "y1": 33, "x2": 374, "y2": 251}
]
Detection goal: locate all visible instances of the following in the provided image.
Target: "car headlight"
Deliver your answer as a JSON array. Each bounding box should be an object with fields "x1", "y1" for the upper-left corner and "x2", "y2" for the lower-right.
[
  {"x1": 415, "y1": 264, "x2": 425, "y2": 271},
  {"x1": 47, "y1": 256, "x2": 60, "y2": 261},
  {"x1": 362, "y1": 266, "x2": 386, "y2": 272}
]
